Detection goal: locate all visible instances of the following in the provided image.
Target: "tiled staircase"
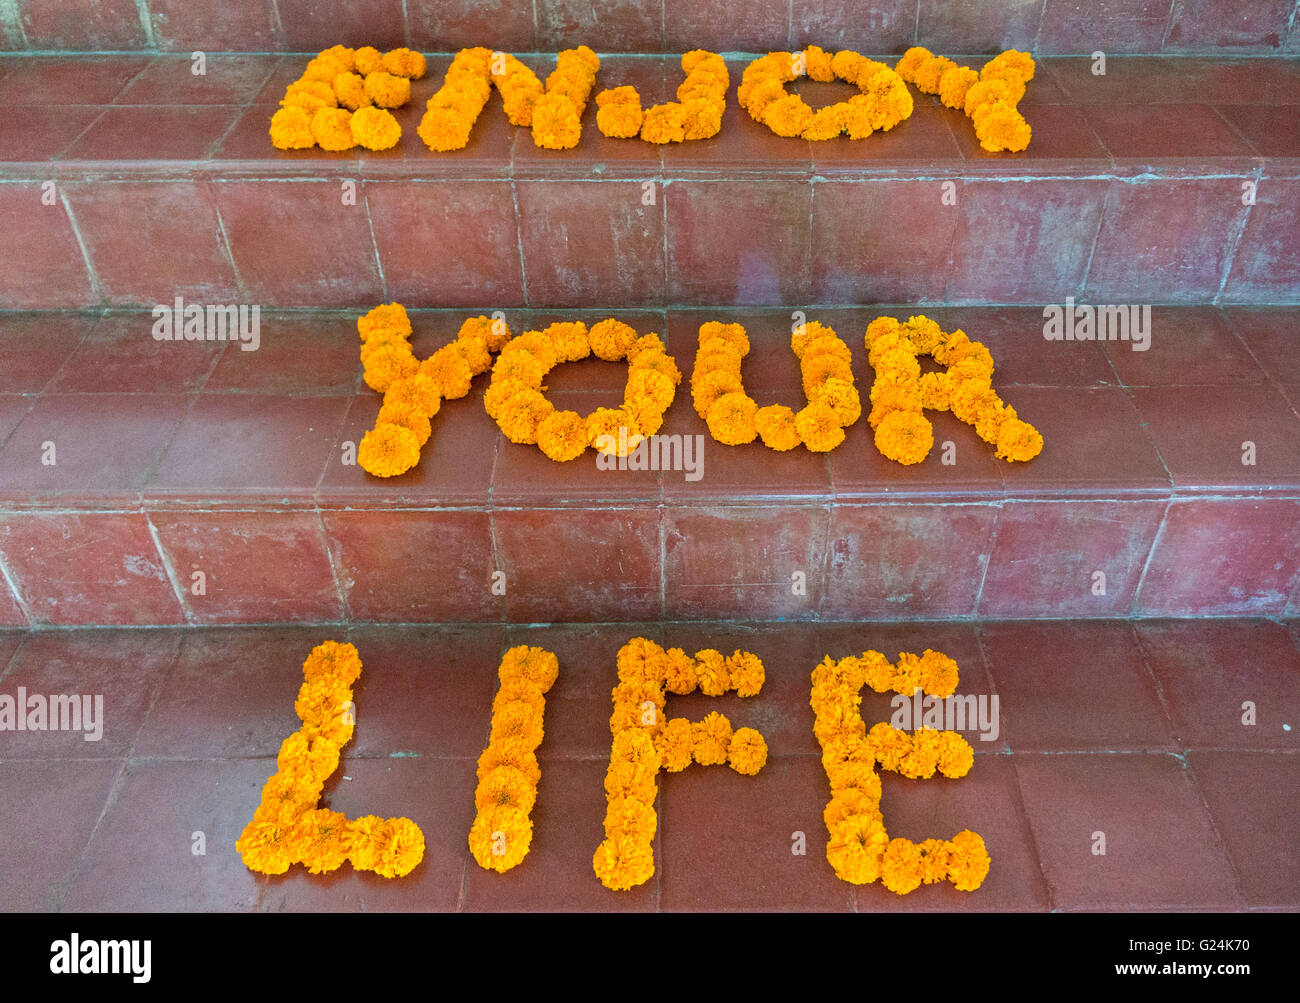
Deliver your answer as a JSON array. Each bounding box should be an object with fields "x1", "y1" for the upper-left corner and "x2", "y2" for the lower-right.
[{"x1": 0, "y1": 0, "x2": 1297, "y2": 916}]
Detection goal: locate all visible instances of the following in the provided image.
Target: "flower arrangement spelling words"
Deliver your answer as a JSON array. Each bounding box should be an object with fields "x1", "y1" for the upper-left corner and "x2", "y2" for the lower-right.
[
  {"x1": 692, "y1": 320, "x2": 860, "y2": 452},
  {"x1": 485, "y1": 318, "x2": 682, "y2": 462},
  {"x1": 269, "y1": 44, "x2": 425, "y2": 151},
  {"x1": 356, "y1": 303, "x2": 512, "y2": 478},
  {"x1": 236, "y1": 641, "x2": 425, "y2": 878},
  {"x1": 468, "y1": 646, "x2": 559, "y2": 873},
  {"x1": 595, "y1": 638, "x2": 769, "y2": 891},
  {"x1": 866, "y1": 313, "x2": 1043, "y2": 465},
  {"x1": 811, "y1": 648, "x2": 990, "y2": 893},
  {"x1": 739, "y1": 46, "x2": 913, "y2": 140},
  {"x1": 419, "y1": 45, "x2": 600, "y2": 151},
  {"x1": 595, "y1": 50, "x2": 728, "y2": 143},
  {"x1": 896, "y1": 47, "x2": 1034, "y2": 152}
]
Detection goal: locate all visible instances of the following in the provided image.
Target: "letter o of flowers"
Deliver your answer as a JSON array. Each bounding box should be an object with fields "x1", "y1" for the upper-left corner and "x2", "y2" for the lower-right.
[
  {"x1": 485, "y1": 319, "x2": 683, "y2": 462},
  {"x1": 738, "y1": 46, "x2": 914, "y2": 140}
]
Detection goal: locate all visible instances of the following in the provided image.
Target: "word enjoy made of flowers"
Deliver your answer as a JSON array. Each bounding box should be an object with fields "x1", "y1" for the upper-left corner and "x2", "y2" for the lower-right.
[
  {"x1": 238, "y1": 639, "x2": 989, "y2": 893},
  {"x1": 353, "y1": 304, "x2": 1042, "y2": 478},
  {"x1": 270, "y1": 43, "x2": 1034, "y2": 153},
  {"x1": 236, "y1": 641, "x2": 426, "y2": 878},
  {"x1": 812, "y1": 649, "x2": 990, "y2": 893}
]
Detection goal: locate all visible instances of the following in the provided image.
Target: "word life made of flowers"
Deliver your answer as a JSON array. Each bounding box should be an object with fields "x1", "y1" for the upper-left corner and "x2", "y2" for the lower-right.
[
  {"x1": 594, "y1": 638, "x2": 769, "y2": 891},
  {"x1": 811, "y1": 649, "x2": 990, "y2": 893},
  {"x1": 469, "y1": 646, "x2": 560, "y2": 872},
  {"x1": 271, "y1": 45, "x2": 1035, "y2": 153},
  {"x1": 236, "y1": 641, "x2": 425, "y2": 879}
]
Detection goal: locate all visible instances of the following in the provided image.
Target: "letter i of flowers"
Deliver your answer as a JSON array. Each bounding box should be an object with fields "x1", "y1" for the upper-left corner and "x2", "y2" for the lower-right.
[
  {"x1": 811, "y1": 649, "x2": 989, "y2": 893},
  {"x1": 468, "y1": 646, "x2": 559, "y2": 872},
  {"x1": 237, "y1": 641, "x2": 425, "y2": 878},
  {"x1": 594, "y1": 638, "x2": 769, "y2": 891}
]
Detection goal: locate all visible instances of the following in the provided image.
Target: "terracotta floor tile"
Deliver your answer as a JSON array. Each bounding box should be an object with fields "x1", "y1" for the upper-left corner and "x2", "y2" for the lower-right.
[
  {"x1": 0, "y1": 630, "x2": 179, "y2": 758},
  {"x1": 63, "y1": 758, "x2": 265, "y2": 911},
  {"x1": 1225, "y1": 307, "x2": 1300, "y2": 385},
  {"x1": 0, "y1": 313, "x2": 93, "y2": 393},
  {"x1": 462, "y1": 758, "x2": 659, "y2": 912},
  {"x1": 1014, "y1": 752, "x2": 1243, "y2": 909},
  {"x1": 1102, "y1": 307, "x2": 1265, "y2": 387},
  {"x1": 132, "y1": 626, "x2": 339, "y2": 759},
  {"x1": 63, "y1": 105, "x2": 240, "y2": 162},
  {"x1": 1188, "y1": 750, "x2": 1300, "y2": 908},
  {"x1": 980, "y1": 621, "x2": 1175, "y2": 751},
  {"x1": 256, "y1": 756, "x2": 475, "y2": 912},
  {"x1": 0, "y1": 759, "x2": 123, "y2": 911},
  {"x1": 48, "y1": 314, "x2": 223, "y2": 393},
  {"x1": 342, "y1": 625, "x2": 505, "y2": 758},
  {"x1": 0, "y1": 393, "x2": 189, "y2": 506},
  {"x1": 659, "y1": 755, "x2": 853, "y2": 911},
  {"x1": 1135, "y1": 619, "x2": 1300, "y2": 750},
  {"x1": 0, "y1": 56, "x2": 149, "y2": 104},
  {"x1": 0, "y1": 105, "x2": 103, "y2": 161},
  {"x1": 854, "y1": 756, "x2": 1050, "y2": 912},
  {"x1": 113, "y1": 54, "x2": 276, "y2": 106},
  {"x1": 203, "y1": 312, "x2": 359, "y2": 395}
]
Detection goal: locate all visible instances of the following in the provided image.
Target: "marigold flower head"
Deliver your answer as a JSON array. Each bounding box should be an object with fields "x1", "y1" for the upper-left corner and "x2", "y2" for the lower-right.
[
  {"x1": 593, "y1": 833, "x2": 655, "y2": 890},
  {"x1": 881, "y1": 837, "x2": 925, "y2": 894},
  {"x1": 587, "y1": 407, "x2": 643, "y2": 456},
  {"x1": 826, "y1": 814, "x2": 889, "y2": 884},
  {"x1": 597, "y1": 95, "x2": 644, "y2": 138},
  {"x1": 964, "y1": 77, "x2": 1025, "y2": 116},
  {"x1": 236, "y1": 814, "x2": 297, "y2": 874},
  {"x1": 291, "y1": 808, "x2": 352, "y2": 875},
  {"x1": 810, "y1": 377, "x2": 862, "y2": 427},
  {"x1": 331, "y1": 71, "x2": 367, "y2": 111},
  {"x1": 823, "y1": 788, "x2": 881, "y2": 830},
  {"x1": 284, "y1": 79, "x2": 337, "y2": 110},
  {"x1": 269, "y1": 106, "x2": 316, "y2": 149},
  {"x1": 694, "y1": 648, "x2": 730, "y2": 697},
  {"x1": 357, "y1": 422, "x2": 420, "y2": 477},
  {"x1": 662, "y1": 647, "x2": 698, "y2": 695},
  {"x1": 996, "y1": 413, "x2": 1043, "y2": 462},
  {"x1": 726, "y1": 650, "x2": 765, "y2": 698},
  {"x1": 982, "y1": 49, "x2": 1035, "y2": 84},
  {"x1": 382, "y1": 47, "x2": 426, "y2": 79},
  {"x1": 477, "y1": 745, "x2": 540, "y2": 785},
  {"x1": 639, "y1": 102, "x2": 687, "y2": 143},
  {"x1": 874, "y1": 409, "x2": 933, "y2": 465},
  {"x1": 475, "y1": 765, "x2": 537, "y2": 815},
  {"x1": 534, "y1": 409, "x2": 587, "y2": 462},
  {"x1": 727, "y1": 727, "x2": 768, "y2": 775},
  {"x1": 604, "y1": 795, "x2": 657, "y2": 840},
  {"x1": 532, "y1": 92, "x2": 583, "y2": 149},
  {"x1": 654, "y1": 717, "x2": 695, "y2": 772},
  {"x1": 499, "y1": 645, "x2": 560, "y2": 693},
  {"x1": 680, "y1": 98, "x2": 724, "y2": 140},
  {"x1": 350, "y1": 106, "x2": 401, "y2": 150},
  {"x1": 947, "y1": 829, "x2": 991, "y2": 891},
  {"x1": 795, "y1": 401, "x2": 846, "y2": 452},
  {"x1": 975, "y1": 101, "x2": 1031, "y2": 153},
  {"x1": 692, "y1": 711, "x2": 734, "y2": 766},
  {"x1": 469, "y1": 805, "x2": 532, "y2": 873},
  {"x1": 497, "y1": 389, "x2": 555, "y2": 445},
  {"x1": 706, "y1": 391, "x2": 759, "y2": 446},
  {"x1": 587, "y1": 317, "x2": 639, "y2": 361},
  {"x1": 419, "y1": 346, "x2": 474, "y2": 399},
  {"x1": 754, "y1": 404, "x2": 802, "y2": 451},
  {"x1": 699, "y1": 321, "x2": 750, "y2": 355},
  {"x1": 937, "y1": 731, "x2": 975, "y2": 779},
  {"x1": 376, "y1": 402, "x2": 431, "y2": 446},
  {"x1": 364, "y1": 70, "x2": 410, "y2": 108},
  {"x1": 895, "y1": 46, "x2": 933, "y2": 81}
]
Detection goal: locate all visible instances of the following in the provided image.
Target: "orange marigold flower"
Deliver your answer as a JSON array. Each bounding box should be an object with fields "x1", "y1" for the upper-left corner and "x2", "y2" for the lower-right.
[
  {"x1": 477, "y1": 745, "x2": 540, "y2": 785},
  {"x1": 919, "y1": 648, "x2": 960, "y2": 697},
  {"x1": 358, "y1": 301, "x2": 412, "y2": 341},
  {"x1": 597, "y1": 96, "x2": 644, "y2": 138},
  {"x1": 532, "y1": 92, "x2": 583, "y2": 149},
  {"x1": 593, "y1": 833, "x2": 655, "y2": 890},
  {"x1": 995, "y1": 414, "x2": 1043, "y2": 462},
  {"x1": 497, "y1": 389, "x2": 555, "y2": 445},
  {"x1": 282, "y1": 78, "x2": 337, "y2": 111},
  {"x1": 727, "y1": 727, "x2": 768, "y2": 775},
  {"x1": 723, "y1": 651, "x2": 763, "y2": 699},
  {"x1": 823, "y1": 789, "x2": 881, "y2": 830},
  {"x1": 692, "y1": 710, "x2": 733, "y2": 766},
  {"x1": 604, "y1": 795, "x2": 657, "y2": 840},
  {"x1": 376, "y1": 402, "x2": 431, "y2": 446},
  {"x1": 382, "y1": 47, "x2": 426, "y2": 79},
  {"x1": 982, "y1": 49, "x2": 1035, "y2": 84},
  {"x1": 475, "y1": 765, "x2": 537, "y2": 814},
  {"x1": 874, "y1": 409, "x2": 933, "y2": 465},
  {"x1": 694, "y1": 648, "x2": 730, "y2": 696},
  {"x1": 332, "y1": 71, "x2": 368, "y2": 111},
  {"x1": 536, "y1": 409, "x2": 588, "y2": 462},
  {"x1": 939, "y1": 64, "x2": 980, "y2": 109},
  {"x1": 706, "y1": 391, "x2": 759, "y2": 446},
  {"x1": 826, "y1": 814, "x2": 889, "y2": 884},
  {"x1": 499, "y1": 645, "x2": 560, "y2": 693},
  {"x1": 810, "y1": 377, "x2": 862, "y2": 427},
  {"x1": 269, "y1": 106, "x2": 315, "y2": 149},
  {"x1": 881, "y1": 837, "x2": 924, "y2": 894},
  {"x1": 364, "y1": 70, "x2": 410, "y2": 108},
  {"x1": 795, "y1": 401, "x2": 847, "y2": 452},
  {"x1": 680, "y1": 98, "x2": 723, "y2": 140},
  {"x1": 419, "y1": 346, "x2": 474, "y2": 399},
  {"x1": 350, "y1": 106, "x2": 401, "y2": 150},
  {"x1": 640, "y1": 102, "x2": 688, "y2": 143},
  {"x1": 662, "y1": 647, "x2": 698, "y2": 695},
  {"x1": 310, "y1": 107, "x2": 355, "y2": 150},
  {"x1": 937, "y1": 731, "x2": 975, "y2": 779},
  {"x1": 947, "y1": 829, "x2": 991, "y2": 891},
  {"x1": 588, "y1": 317, "x2": 639, "y2": 361},
  {"x1": 699, "y1": 321, "x2": 751, "y2": 355},
  {"x1": 654, "y1": 717, "x2": 695, "y2": 772},
  {"x1": 292, "y1": 808, "x2": 352, "y2": 875},
  {"x1": 469, "y1": 805, "x2": 532, "y2": 873},
  {"x1": 358, "y1": 422, "x2": 420, "y2": 477},
  {"x1": 975, "y1": 102, "x2": 1031, "y2": 153},
  {"x1": 754, "y1": 404, "x2": 802, "y2": 451},
  {"x1": 919, "y1": 371, "x2": 951, "y2": 411},
  {"x1": 616, "y1": 637, "x2": 668, "y2": 685},
  {"x1": 587, "y1": 407, "x2": 643, "y2": 456},
  {"x1": 236, "y1": 813, "x2": 297, "y2": 874}
]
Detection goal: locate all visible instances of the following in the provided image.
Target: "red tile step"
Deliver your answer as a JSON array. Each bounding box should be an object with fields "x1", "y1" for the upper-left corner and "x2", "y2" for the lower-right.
[
  {"x1": 0, "y1": 306, "x2": 1298, "y2": 626},
  {"x1": 1, "y1": 618, "x2": 1294, "y2": 911},
  {"x1": 3, "y1": 1, "x2": 1298, "y2": 55},
  {"x1": 1, "y1": 53, "x2": 1298, "y2": 308}
]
